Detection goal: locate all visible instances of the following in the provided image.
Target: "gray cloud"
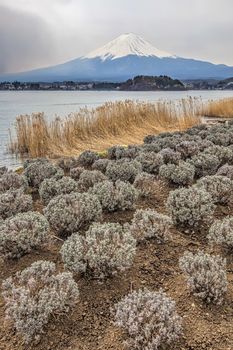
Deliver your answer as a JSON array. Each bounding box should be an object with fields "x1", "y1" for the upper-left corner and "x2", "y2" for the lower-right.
[
  {"x1": 0, "y1": 5, "x2": 57, "y2": 73},
  {"x1": 0, "y1": 0, "x2": 233, "y2": 74}
]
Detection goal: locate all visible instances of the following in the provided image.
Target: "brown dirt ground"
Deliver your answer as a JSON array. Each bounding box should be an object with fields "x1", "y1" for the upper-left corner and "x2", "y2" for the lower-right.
[{"x1": 0, "y1": 179, "x2": 233, "y2": 350}]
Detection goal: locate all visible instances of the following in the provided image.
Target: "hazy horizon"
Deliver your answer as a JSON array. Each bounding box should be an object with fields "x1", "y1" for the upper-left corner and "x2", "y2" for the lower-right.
[{"x1": 0, "y1": 0, "x2": 233, "y2": 75}]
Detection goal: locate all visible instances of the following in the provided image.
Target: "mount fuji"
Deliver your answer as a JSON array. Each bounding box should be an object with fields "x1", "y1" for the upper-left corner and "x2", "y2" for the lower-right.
[{"x1": 1, "y1": 33, "x2": 233, "y2": 82}]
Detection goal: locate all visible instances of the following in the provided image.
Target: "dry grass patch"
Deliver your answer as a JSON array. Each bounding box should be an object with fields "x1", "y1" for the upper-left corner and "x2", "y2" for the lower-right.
[
  {"x1": 9, "y1": 98, "x2": 201, "y2": 158},
  {"x1": 203, "y1": 98, "x2": 233, "y2": 118}
]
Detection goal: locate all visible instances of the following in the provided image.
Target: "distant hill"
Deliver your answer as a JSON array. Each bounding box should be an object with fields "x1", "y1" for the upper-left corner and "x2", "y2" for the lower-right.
[
  {"x1": 216, "y1": 77, "x2": 233, "y2": 89},
  {"x1": 120, "y1": 75, "x2": 185, "y2": 91},
  {"x1": 1, "y1": 33, "x2": 233, "y2": 82}
]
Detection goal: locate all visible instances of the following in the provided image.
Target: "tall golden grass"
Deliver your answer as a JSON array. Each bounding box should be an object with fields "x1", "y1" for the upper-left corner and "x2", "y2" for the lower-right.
[
  {"x1": 9, "y1": 98, "x2": 203, "y2": 158},
  {"x1": 202, "y1": 97, "x2": 233, "y2": 118}
]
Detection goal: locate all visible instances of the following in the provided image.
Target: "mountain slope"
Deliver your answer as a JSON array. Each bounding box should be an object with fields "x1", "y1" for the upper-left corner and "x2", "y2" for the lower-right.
[{"x1": 1, "y1": 33, "x2": 233, "y2": 82}]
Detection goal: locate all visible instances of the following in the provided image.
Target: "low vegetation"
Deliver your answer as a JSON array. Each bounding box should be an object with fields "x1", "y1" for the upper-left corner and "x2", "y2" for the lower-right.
[
  {"x1": 114, "y1": 289, "x2": 182, "y2": 350},
  {"x1": 2, "y1": 116, "x2": 233, "y2": 349}
]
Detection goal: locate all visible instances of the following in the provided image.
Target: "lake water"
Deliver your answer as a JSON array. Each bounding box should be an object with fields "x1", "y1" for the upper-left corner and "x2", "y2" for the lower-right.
[{"x1": 1, "y1": 90, "x2": 233, "y2": 169}]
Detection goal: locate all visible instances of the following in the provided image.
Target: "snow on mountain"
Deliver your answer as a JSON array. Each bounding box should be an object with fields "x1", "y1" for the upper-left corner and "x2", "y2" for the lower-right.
[
  {"x1": 1, "y1": 33, "x2": 233, "y2": 82},
  {"x1": 84, "y1": 33, "x2": 175, "y2": 61}
]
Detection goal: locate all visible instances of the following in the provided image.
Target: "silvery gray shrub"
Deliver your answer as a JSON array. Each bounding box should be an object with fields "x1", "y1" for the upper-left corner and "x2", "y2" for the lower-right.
[
  {"x1": 39, "y1": 176, "x2": 79, "y2": 205},
  {"x1": 179, "y1": 251, "x2": 227, "y2": 304},
  {"x1": 196, "y1": 139, "x2": 214, "y2": 152},
  {"x1": 77, "y1": 169, "x2": 107, "y2": 192},
  {"x1": 56, "y1": 156, "x2": 79, "y2": 171},
  {"x1": 106, "y1": 159, "x2": 142, "y2": 183},
  {"x1": 133, "y1": 172, "x2": 156, "y2": 197},
  {"x1": 189, "y1": 152, "x2": 221, "y2": 177},
  {"x1": 175, "y1": 141, "x2": 199, "y2": 159},
  {"x1": 107, "y1": 145, "x2": 126, "y2": 159},
  {"x1": 69, "y1": 166, "x2": 85, "y2": 180},
  {"x1": 159, "y1": 161, "x2": 195, "y2": 186},
  {"x1": 0, "y1": 171, "x2": 28, "y2": 194},
  {"x1": 0, "y1": 189, "x2": 33, "y2": 220},
  {"x1": 0, "y1": 211, "x2": 50, "y2": 259},
  {"x1": 166, "y1": 186, "x2": 215, "y2": 229},
  {"x1": 23, "y1": 157, "x2": 48, "y2": 169},
  {"x1": 89, "y1": 180, "x2": 138, "y2": 211},
  {"x1": 141, "y1": 142, "x2": 162, "y2": 153},
  {"x1": 92, "y1": 158, "x2": 110, "y2": 173},
  {"x1": 136, "y1": 151, "x2": 164, "y2": 174},
  {"x1": 114, "y1": 288, "x2": 182, "y2": 350},
  {"x1": 143, "y1": 134, "x2": 158, "y2": 144},
  {"x1": 206, "y1": 132, "x2": 231, "y2": 146},
  {"x1": 217, "y1": 164, "x2": 233, "y2": 180},
  {"x1": 208, "y1": 216, "x2": 233, "y2": 250},
  {"x1": 130, "y1": 209, "x2": 172, "y2": 243},
  {"x1": 204, "y1": 145, "x2": 233, "y2": 165},
  {"x1": 107, "y1": 145, "x2": 139, "y2": 160},
  {"x1": 77, "y1": 150, "x2": 99, "y2": 166},
  {"x1": 2, "y1": 260, "x2": 79, "y2": 343},
  {"x1": 24, "y1": 159, "x2": 64, "y2": 188},
  {"x1": 159, "y1": 147, "x2": 181, "y2": 164},
  {"x1": 44, "y1": 192, "x2": 102, "y2": 236},
  {"x1": 195, "y1": 175, "x2": 233, "y2": 204},
  {"x1": 61, "y1": 222, "x2": 136, "y2": 278}
]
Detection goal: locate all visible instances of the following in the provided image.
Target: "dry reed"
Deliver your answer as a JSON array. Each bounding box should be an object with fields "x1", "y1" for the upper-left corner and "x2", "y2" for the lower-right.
[
  {"x1": 9, "y1": 98, "x2": 203, "y2": 158},
  {"x1": 202, "y1": 98, "x2": 233, "y2": 118}
]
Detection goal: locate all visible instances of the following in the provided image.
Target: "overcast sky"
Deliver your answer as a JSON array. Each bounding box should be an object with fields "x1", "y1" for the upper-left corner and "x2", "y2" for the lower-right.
[{"x1": 0, "y1": 0, "x2": 232, "y2": 74}]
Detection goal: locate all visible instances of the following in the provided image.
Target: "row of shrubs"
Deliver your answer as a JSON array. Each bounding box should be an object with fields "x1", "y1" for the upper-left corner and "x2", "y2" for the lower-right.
[
  {"x1": 1, "y1": 247, "x2": 228, "y2": 346},
  {"x1": 1, "y1": 186, "x2": 233, "y2": 262},
  {"x1": 1, "y1": 122, "x2": 233, "y2": 348}
]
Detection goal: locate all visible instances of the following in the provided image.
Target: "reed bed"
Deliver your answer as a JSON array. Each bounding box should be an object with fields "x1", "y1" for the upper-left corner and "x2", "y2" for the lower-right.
[
  {"x1": 202, "y1": 97, "x2": 233, "y2": 118},
  {"x1": 9, "y1": 98, "x2": 203, "y2": 158}
]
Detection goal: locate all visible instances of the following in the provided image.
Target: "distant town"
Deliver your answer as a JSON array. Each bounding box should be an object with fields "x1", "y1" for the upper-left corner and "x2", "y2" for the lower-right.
[{"x1": 0, "y1": 75, "x2": 233, "y2": 91}]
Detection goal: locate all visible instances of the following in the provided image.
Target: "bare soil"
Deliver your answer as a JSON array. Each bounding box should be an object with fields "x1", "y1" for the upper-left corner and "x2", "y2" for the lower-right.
[{"x1": 0, "y1": 180, "x2": 233, "y2": 350}]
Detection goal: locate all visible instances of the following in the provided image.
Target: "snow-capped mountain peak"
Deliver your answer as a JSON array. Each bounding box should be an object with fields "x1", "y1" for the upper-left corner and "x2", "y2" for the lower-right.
[{"x1": 84, "y1": 33, "x2": 175, "y2": 61}]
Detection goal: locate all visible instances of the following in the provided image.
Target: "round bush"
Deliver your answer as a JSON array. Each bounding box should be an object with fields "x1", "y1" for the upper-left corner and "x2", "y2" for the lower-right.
[
  {"x1": 56, "y1": 156, "x2": 79, "y2": 171},
  {"x1": 107, "y1": 145, "x2": 138, "y2": 160},
  {"x1": 189, "y1": 152, "x2": 221, "y2": 177},
  {"x1": 176, "y1": 141, "x2": 199, "y2": 159},
  {"x1": 77, "y1": 150, "x2": 99, "y2": 167},
  {"x1": 217, "y1": 164, "x2": 233, "y2": 180},
  {"x1": 208, "y1": 217, "x2": 233, "y2": 249},
  {"x1": 136, "y1": 151, "x2": 163, "y2": 174},
  {"x1": 69, "y1": 166, "x2": 85, "y2": 180},
  {"x1": 2, "y1": 260, "x2": 79, "y2": 343},
  {"x1": 24, "y1": 159, "x2": 64, "y2": 188},
  {"x1": 92, "y1": 159, "x2": 110, "y2": 173},
  {"x1": 0, "y1": 211, "x2": 50, "y2": 259},
  {"x1": 89, "y1": 180, "x2": 138, "y2": 212},
  {"x1": 0, "y1": 190, "x2": 33, "y2": 220},
  {"x1": 204, "y1": 145, "x2": 233, "y2": 165},
  {"x1": 61, "y1": 222, "x2": 136, "y2": 278},
  {"x1": 39, "y1": 176, "x2": 79, "y2": 204},
  {"x1": 44, "y1": 192, "x2": 102, "y2": 236},
  {"x1": 130, "y1": 209, "x2": 172, "y2": 242},
  {"x1": 106, "y1": 159, "x2": 142, "y2": 183},
  {"x1": 114, "y1": 289, "x2": 182, "y2": 350},
  {"x1": 166, "y1": 186, "x2": 215, "y2": 229},
  {"x1": 159, "y1": 161, "x2": 195, "y2": 186},
  {"x1": 179, "y1": 251, "x2": 227, "y2": 304},
  {"x1": 133, "y1": 172, "x2": 156, "y2": 197},
  {"x1": 77, "y1": 170, "x2": 107, "y2": 192},
  {"x1": 159, "y1": 147, "x2": 181, "y2": 164},
  {"x1": 195, "y1": 175, "x2": 233, "y2": 204},
  {"x1": 0, "y1": 172, "x2": 28, "y2": 194}
]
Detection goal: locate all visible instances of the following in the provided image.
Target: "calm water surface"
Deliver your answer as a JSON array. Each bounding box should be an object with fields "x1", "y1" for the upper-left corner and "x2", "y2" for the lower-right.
[{"x1": 1, "y1": 90, "x2": 233, "y2": 168}]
